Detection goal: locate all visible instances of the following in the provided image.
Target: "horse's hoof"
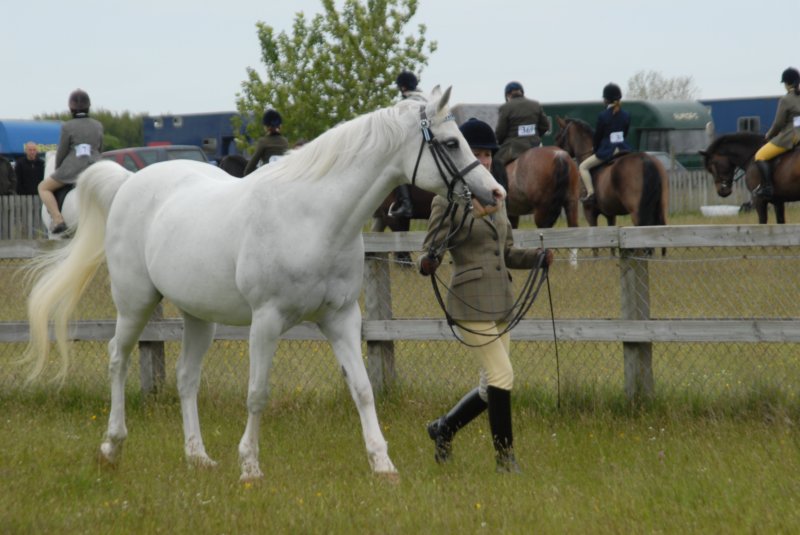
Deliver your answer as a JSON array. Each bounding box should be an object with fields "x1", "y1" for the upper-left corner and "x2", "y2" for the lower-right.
[
  {"x1": 97, "y1": 443, "x2": 121, "y2": 469},
  {"x1": 239, "y1": 468, "x2": 264, "y2": 483},
  {"x1": 187, "y1": 454, "x2": 218, "y2": 470},
  {"x1": 375, "y1": 471, "x2": 401, "y2": 485}
]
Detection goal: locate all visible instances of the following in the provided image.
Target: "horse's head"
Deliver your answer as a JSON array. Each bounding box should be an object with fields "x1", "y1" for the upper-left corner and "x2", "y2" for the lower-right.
[
  {"x1": 700, "y1": 133, "x2": 763, "y2": 198},
  {"x1": 554, "y1": 116, "x2": 593, "y2": 160},
  {"x1": 403, "y1": 86, "x2": 505, "y2": 217},
  {"x1": 699, "y1": 148, "x2": 736, "y2": 197}
]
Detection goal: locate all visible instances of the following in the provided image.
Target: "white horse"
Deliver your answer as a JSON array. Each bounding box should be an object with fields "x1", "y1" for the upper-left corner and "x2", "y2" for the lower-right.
[
  {"x1": 23, "y1": 86, "x2": 505, "y2": 482},
  {"x1": 40, "y1": 151, "x2": 79, "y2": 239}
]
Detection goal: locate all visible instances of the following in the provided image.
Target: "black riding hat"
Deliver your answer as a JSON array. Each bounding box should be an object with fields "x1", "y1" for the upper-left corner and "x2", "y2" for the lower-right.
[
  {"x1": 781, "y1": 67, "x2": 800, "y2": 86},
  {"x1": 602, "y1": 83, "x2": 622, "y2": 102},
  {"x1": 504, "y1": 81, "x2": 524, "y2": 96},
  {"x1": 459, "y1": 118, "x2": 499, "y2": 152},
  {"x1": 396, "y1": 70, "x2": 418, "y2": 91},
  {"x1": 262, "y1": 109, "x2": 282, "y2": 127},
  {"x1": 68, "y1": 89, "x2": 91, "y2": 114}
]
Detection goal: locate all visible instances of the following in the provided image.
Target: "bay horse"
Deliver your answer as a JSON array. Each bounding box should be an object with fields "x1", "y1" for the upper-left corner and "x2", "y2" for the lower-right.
[
  {"x1": 555, "y1": 116, "x2": 669, "y2": 228},
  {"x1": 22, "y1": 86, "x2": 505, "y2": 482},
  {"x1": 699, "y1": 132, "x2": 800, "y2": 224}
]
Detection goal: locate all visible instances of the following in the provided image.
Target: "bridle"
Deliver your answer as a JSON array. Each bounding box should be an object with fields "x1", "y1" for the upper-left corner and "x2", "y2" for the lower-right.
[
  {"x1": 557, "y1": 120, "x2": 593, "y2": 162},
  {"x1": 708, "y1": 155, "x2": 747, "y2": 191}
]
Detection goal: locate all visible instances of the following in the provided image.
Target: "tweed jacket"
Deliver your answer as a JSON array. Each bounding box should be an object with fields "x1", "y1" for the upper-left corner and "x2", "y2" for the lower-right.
[
  {"x1": 420, "y1": 196, "x2": 542, "y2": 322},
  {"x1": 495, "y1": 95, "x2": 550, "y2": 165},
  {"x1": 765, "y1": 91, "x2": 800, "y2": 149},
  {"x1": 53, "y1": 115, "x2": 104, "y2": 184},
  {"x1": 244, "y1": 133, "x2": 289, "y2": 175}
]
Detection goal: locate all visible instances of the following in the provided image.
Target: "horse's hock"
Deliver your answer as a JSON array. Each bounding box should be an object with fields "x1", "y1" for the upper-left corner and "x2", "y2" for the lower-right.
[{"x1": 2, "y1": 225, "x2": 800, "y2": 403}]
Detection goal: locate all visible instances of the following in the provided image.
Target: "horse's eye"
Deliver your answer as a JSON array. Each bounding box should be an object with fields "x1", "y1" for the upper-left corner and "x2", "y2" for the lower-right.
[{"x1": 444, "y1": 138, "x2": 459, "y2": 149}]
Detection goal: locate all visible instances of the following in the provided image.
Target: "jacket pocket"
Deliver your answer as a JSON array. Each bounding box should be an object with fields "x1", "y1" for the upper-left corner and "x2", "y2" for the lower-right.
[{"x1": 452, "y1": 266, "x2": 484, "y2": 287}]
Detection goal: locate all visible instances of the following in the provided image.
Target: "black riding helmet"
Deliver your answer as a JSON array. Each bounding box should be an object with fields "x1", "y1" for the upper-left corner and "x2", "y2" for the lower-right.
[
  {"x1": 504, "y1": 81, "x2": 524, "y2": 96},
  {"x1": 459, "y1": 118, "x2": 499, "y2": 153},
  {"x1": 68, "y1": 89, "x2": 91, "y2": 115},
  {"x1": 602, "y1": 83, "x2": 622, "y2": 102},
  {"x1": 262, "y1": 109, "x2": 282, "y2": 128},
  {"x1": 781, "y1": 67, "x2": 800, "y2": 86},
  {"x1": 396, "y1": 70, "x2": 418, "y2": 91}
]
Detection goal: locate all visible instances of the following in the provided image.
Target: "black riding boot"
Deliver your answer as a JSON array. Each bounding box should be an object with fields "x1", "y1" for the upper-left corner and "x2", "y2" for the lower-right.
[
  {"x1": 755, "y1": 160, "x2": 773, "y2": 200},
  {"x1": 388, "y1": 185, "x2": 413, "y2": 218},
  {"x1": 487, "y1": 386, "x2": 521, "y2": 473},
  {"x1": 427, "y1": 387, "x2": 487, "y2": 463}
]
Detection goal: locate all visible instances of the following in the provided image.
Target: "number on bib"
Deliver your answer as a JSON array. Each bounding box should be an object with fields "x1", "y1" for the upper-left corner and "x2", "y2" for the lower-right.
[
  {"x1": 518, "y1": 124, "x2": 536, "y2": 137},
  {"x1": 75, "y1": 143, "x2": 92, "y2": 157},
  {"x1": 609, "y1": 131, "x2": 624, "y2": 143}
]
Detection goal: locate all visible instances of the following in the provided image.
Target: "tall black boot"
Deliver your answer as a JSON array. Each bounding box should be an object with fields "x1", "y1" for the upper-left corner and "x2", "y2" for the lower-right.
[
  {"x1": 427, "y1": 387, "x2": 487, "y2": 463},
  {"x1": 487, "y1": 386, "x2": 521, "y2": 473},
  {"x1": 388, "y1": 185, "x2": 413, "y2": 218},
  {"x1": 755, "y1": 160, "x2": 773, "y2": 200}
]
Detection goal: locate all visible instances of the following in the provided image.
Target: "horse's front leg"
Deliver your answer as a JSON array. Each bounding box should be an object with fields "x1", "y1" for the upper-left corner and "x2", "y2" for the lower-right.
[
  {"x1": 319, "y1": 301, "x2": 398, "y2": 477},
  {"x1": 774, "y1": 201, "x2": 786, "y2": 224},
  {"x1": 177, "y1": 314, "x2": 217, "y2": 468},
  {"x1": 238, "y1": 308, "x2": 282, "y2": 482},
  {"x1": 756, "y1": 199, "x2": 769, "y2": 224}
]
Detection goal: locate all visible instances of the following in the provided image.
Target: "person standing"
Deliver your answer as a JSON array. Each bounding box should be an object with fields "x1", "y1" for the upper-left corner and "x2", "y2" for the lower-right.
[
  {"x1": 752, "y1": 67, "x2": 800, "y2": 199},
  {"x1": 577, "y1": 83, "x2": 631, "y2": 205},
  {"x1": 418, "y1": 117, "x2": 553, "y2": 473},
  {"x1": 243, "y1": 109, "x2": 290, "y2": 176},
  {"x1": 0, "y1": 154, "x2": 16, "y2": 195},
  {"x1": 38, "y1": 89, "x2": 103, "y2": 234},
  {"x1": 15, "y1": 142, "x2": 45, "y2": 195},
  {"x1": 495, "y1": 81, "x2": 550, "y2": 167}
]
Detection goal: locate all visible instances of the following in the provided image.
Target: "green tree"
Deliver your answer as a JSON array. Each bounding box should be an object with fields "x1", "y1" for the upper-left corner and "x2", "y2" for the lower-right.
[
  {"x1": 626, "y1": 70, "x2": 700, "y2": 100},
  {"x1": 235, "y1": 0, "x2": 436, "y2": 149},
  {"x1": 37, "y1": 109, "x2": 144, "y2": 150}
]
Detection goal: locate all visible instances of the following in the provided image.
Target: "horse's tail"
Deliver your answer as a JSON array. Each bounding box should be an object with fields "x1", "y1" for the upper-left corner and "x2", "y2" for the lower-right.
[
  {"x1": 540, "y1": 152, "x2": 571, "y2": 228},
  {"x1": 638, "y1": 155, "x2": 664, "y2": 227},
  {"x1": 22, "y1": 161, "x2": 131, "y2": 384}
]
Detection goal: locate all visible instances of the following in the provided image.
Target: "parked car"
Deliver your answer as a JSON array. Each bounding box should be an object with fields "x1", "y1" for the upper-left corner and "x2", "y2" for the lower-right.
[
  {"x1": 101, "y1": 145, "x2": 209, "y2": 172},
  {"x1": 646, "y1": 151, "x2": 688, "y2": 173}
]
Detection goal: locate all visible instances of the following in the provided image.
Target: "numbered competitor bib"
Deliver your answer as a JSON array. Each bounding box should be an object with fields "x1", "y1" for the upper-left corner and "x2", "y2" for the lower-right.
[
  {"x1": 518, "y1": 124, "x2": 536, "y2": 137},
  {"x1": 609, "y1": 131, "x2": 624, "y2": 143},
  {"x1": 793, "y1": 116, "x2": 800, "y2": 128},
  {"x1": 75, "y1": 143, "x2": 92, "y2": 157}
]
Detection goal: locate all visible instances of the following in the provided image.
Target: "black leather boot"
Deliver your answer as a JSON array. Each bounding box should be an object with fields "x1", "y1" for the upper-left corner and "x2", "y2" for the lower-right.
[
  {"x1": 427, "y1": 387, "x2": 487, "y2": 463},
  {"x1": 755, "y1": 160, "x2": 773, "y2": 200},
  {"x1": 487, "y1": 386, "x2": 521, "y2": 473},
  {"x1": 388, "y1": 185, "x2": 413, "y2": 218}
]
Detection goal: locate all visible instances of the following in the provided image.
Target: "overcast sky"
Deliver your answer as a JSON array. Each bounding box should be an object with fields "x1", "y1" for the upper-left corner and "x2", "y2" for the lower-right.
[{"x1": 5, "y1": 0, "x2": 798, "y2": 119}]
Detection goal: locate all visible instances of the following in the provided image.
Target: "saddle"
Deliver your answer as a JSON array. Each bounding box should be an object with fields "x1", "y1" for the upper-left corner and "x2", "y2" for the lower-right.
[
  {"x1": 55, "y1": 184, "x2": 75, "y2": 212},
  {"x1": 589, "y1": 150, "x2": 632, "y2": 181}
]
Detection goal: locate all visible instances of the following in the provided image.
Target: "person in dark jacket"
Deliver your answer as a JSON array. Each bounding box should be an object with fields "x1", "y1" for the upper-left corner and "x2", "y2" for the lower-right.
[
  {"x1": 15, "y1": 142, "x2": 45, "y2": 195},
  {"x1": 418, "y1": 117, "x2": 553, "y2": 473},
  {"x1": 38, "y1": 89, "x2": 104, "y2": 233},
  {"x1": 752, "y1": 67, "x2": 800, "y2": 199},
  {"x1": 577, "y1": 83, "x2": 631, "y2": 205},
  {"x1": 495, "y1": 81, "x2": 550, "y2": 166},
  {"x1": 0, "y1": 155, "x2": 16, "y2": 195},
  {"x1": 243, "y1": 109, "x2": 290, "y2": 176}
]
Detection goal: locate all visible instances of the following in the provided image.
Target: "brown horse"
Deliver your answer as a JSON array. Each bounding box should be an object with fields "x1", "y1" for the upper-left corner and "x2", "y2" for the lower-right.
[
  {"x1": 699, "y1": 132, "x2": 800, "y2": 224},
  {"x1": 555, "y1": 116, "x2": 669, "y2": 227}
]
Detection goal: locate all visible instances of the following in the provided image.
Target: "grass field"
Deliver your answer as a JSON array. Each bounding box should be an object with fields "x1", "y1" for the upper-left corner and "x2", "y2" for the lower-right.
[{"x1": 3, "y1": 207, "x2": 800, "y2": 533}]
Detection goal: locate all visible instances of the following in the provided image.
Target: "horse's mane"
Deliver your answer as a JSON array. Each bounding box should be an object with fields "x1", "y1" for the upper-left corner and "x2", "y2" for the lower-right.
[
  {"x1": 705, "y1": 132, "x2": 763, "y2": 154},
  {"x1": 254, "y1": 99, "x2": 423, "y2": 184},
  {"x1": 566, "y1": 117, "x2": 594, "y2": 136}
]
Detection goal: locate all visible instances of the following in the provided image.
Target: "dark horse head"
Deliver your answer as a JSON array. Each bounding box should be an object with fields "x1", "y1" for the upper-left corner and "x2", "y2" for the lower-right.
[{"x1": 699, "y1": 132, "x2": 763, "y2": 197}]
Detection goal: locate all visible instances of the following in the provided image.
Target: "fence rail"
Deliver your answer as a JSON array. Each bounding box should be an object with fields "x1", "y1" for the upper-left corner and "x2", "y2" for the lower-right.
[{"x1": 2, "y1": 224, "x2": 799, "y2": 401}]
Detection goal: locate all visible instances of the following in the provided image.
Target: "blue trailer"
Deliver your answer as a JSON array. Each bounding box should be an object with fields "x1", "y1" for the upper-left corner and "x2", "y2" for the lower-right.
[
  {"x1": 142, "y1": 112, "x2": 248, "y2": 164},
  {"x1": 0, "y1": 119, "x2": 61, "y2": 158},
  {"x1": 700, "y1": 96, "x2": 780, "y2": 137}
]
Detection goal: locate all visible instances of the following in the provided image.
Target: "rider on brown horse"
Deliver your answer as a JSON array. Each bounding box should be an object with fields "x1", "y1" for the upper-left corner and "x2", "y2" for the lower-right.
[
  {"x1": 578, "y1": 83, "x2": 631, "y2": 206},
  {"x1": 752, "y1": 67, "x2": 800, "y2": 200},
  {"x1": 494, "y1": 81, "x2": 550, "y2": 167}
]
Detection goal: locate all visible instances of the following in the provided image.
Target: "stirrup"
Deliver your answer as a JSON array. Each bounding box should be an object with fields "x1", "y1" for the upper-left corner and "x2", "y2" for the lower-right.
[
  {"x1": 580, "y1": 193, "x2": 596, "y2": 205},
  {"x1": 754, "y1": 185, "x2": 773, "y2": 200},
  {"x1": 388, "y1": 201, "x2": 412, "y2": 219},
  {"x1": 51, "y1": 222, "x2": 68, "y2": 235}
]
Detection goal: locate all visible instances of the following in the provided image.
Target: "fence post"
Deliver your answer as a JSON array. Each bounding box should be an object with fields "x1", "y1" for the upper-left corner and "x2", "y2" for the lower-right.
[
  {"x1": 139, "y1": 303, "x2": 165, "y2": 394},
  {"x1": 364, "y1": 253, "x2": 395, "y2": 392},
  {"x1": 619, "y1": 248, "x2": 654, "y2": 401}
]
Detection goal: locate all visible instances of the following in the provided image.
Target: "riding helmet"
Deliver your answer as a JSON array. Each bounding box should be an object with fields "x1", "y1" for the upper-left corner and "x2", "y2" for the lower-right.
[
  {"x1": 781, "y1": 67, "x2": 800, "y2": 86},
  {"x1": 68, "y1": 89, "x2": 91, "y2": 114},
  {"x1": 504, "y1": 81, "x2": 524, "y2": 96},
  {"x1": 459, "y1": 118, "x2": 499, "y2": 152},
  {"x1": 396, "y1": 70, "x2": 418, "y2": 91},
  {"x1": 602, "y1": 83, "x2": 623, "y2": 102},
  {"x1": 262, "y1": 109, "x2": 282, "y2": 127}
]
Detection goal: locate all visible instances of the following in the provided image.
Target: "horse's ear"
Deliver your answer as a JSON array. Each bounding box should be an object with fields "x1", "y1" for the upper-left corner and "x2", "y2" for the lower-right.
[
  {"x1": 429, "y1": 85, "x2": 442, "y2": 100},
  {"x1": 556, "y1": 116, "x2": 566, "y2": 128},
  {"x1": 436, "y1": 86, "x2": 452, "y2": 114}
]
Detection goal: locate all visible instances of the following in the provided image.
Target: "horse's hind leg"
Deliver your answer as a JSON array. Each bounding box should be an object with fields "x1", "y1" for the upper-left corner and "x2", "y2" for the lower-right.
[
  {"x1": 177, "y1": 313, "x2": 217, "y2": 468},
  {"x1": 100, "y1": 304, "x2": 160, "y2": 466},
  {"x1": 319, "y1": 301, "x2": 397, "y2": 477}
]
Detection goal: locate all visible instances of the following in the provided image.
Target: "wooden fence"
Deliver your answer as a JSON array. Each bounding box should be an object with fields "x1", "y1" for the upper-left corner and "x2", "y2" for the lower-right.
[
  {"x1": 0, "y1": 196, "x2": 47, "y2": 239},
  {"x1": 3, "y1": 224, "x2": 799, "y2": 401}
]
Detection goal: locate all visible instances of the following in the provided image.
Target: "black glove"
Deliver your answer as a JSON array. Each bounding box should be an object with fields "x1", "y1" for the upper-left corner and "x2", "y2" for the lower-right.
[{"x1": 419, "y1": 255, "x2": 440, "y2": 276}]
